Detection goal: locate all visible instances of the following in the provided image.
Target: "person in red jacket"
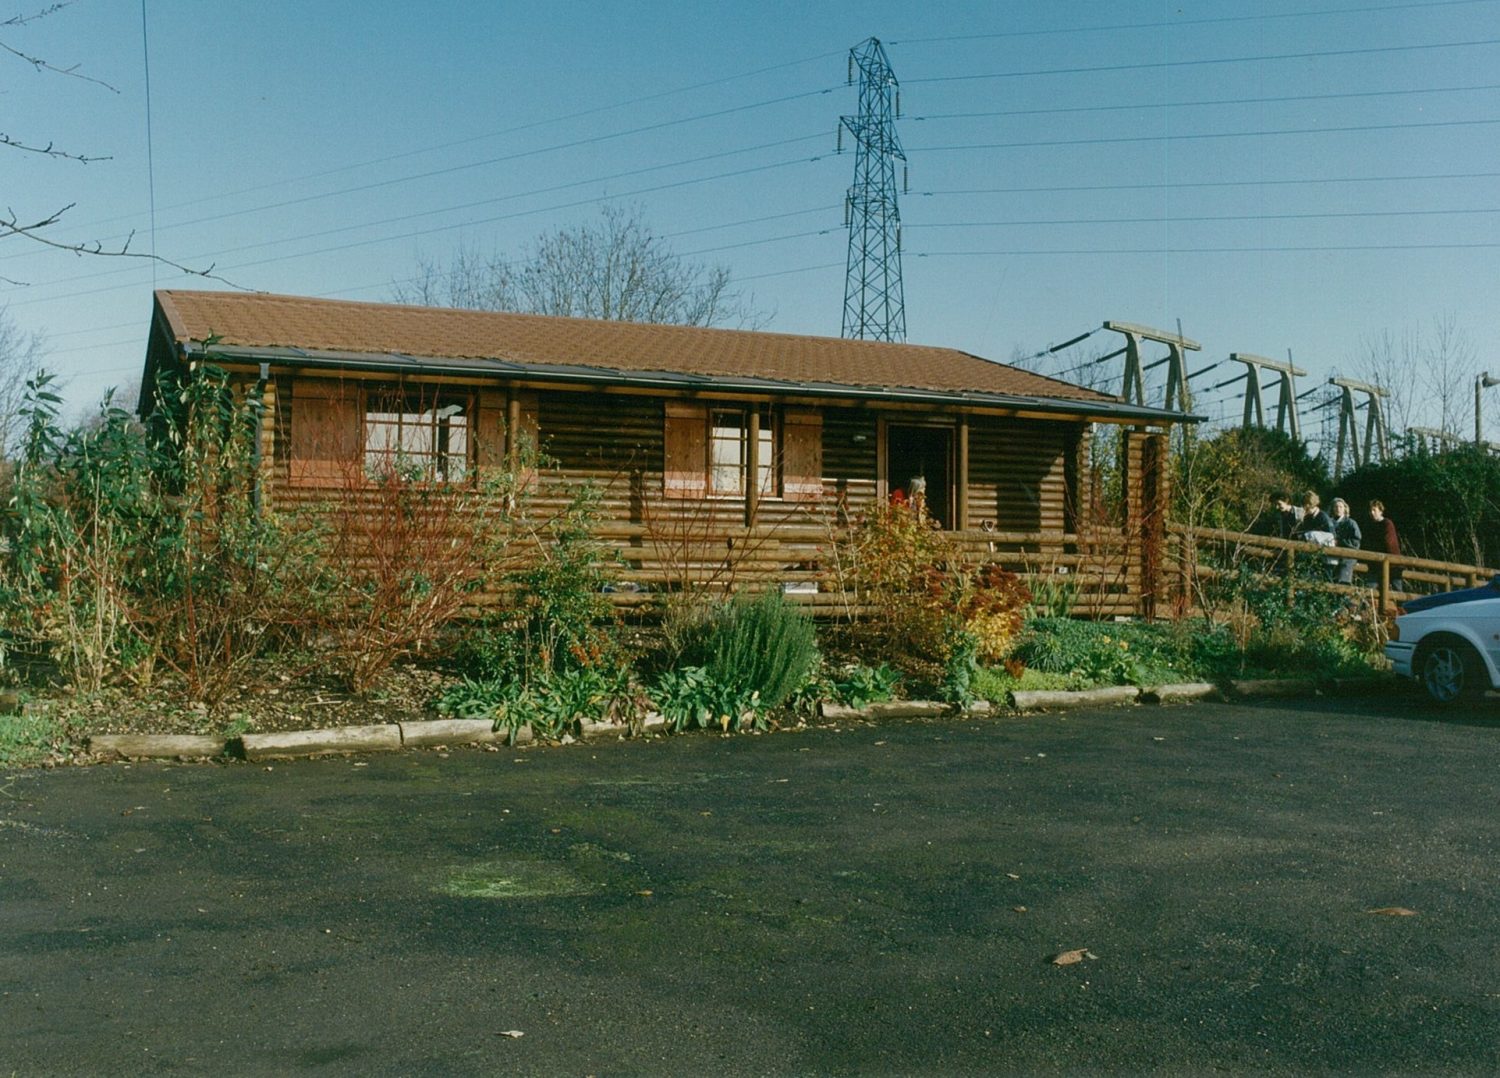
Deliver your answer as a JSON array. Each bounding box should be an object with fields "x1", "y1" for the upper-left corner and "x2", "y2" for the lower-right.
[{"x1": 1368, "y1": 500, "x2": 1403, "y2": 590}]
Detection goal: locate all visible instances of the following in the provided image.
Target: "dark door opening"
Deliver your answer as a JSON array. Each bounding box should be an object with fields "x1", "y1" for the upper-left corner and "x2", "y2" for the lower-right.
[{"x1": 887, "y1": 424, "x2": 953, "y2": 528}]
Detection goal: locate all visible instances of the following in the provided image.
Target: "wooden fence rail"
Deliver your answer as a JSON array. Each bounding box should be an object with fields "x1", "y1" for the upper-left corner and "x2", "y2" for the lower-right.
[{"x1": 1168, "y1": 523, "x2": 1498, "y2": 614}]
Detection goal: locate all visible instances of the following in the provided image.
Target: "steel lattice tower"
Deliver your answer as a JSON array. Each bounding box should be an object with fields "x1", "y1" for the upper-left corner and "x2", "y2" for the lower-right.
[{"x1": 840, "y1": 38, "x2": 906, "y2": 342}]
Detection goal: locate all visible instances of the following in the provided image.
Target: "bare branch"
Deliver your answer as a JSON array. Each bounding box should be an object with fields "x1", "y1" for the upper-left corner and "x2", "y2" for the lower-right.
[
  {"x1": 0, "y1": 205, "x2": 257, "y2": 291},
  {"x1": 2, "y1": 3, "x2": 74, "y2": 29},
  {"x1": 0, "y1": 4, "x2": 119, "y2": 94},
  {"x1": 0, "y1": 131, "x2": 109, "y2": 162}
]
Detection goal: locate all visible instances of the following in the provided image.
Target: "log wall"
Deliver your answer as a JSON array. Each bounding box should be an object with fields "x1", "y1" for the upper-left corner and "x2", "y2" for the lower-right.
[{"x1": 257, "y1": 375, "x2": 1158, "y2": 617}]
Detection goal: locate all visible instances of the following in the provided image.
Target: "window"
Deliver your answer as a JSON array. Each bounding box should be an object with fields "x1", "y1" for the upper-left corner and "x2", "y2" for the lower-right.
[
  {"x1": 664, "y1": 402, "x2": 820, "y2": 502},
  {"x1": 363, "y1": 393, "x2": 471, "y2": 481},
  {"x1": 709, "y1": 407, "x2": 775, "y2": 497}
]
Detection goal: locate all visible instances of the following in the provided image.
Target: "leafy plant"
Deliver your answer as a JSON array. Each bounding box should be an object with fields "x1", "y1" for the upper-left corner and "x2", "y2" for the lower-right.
[
  {"x1": 2, "y1": 365, "x2": 324, "y2": 701},
  {"x1": 830, "y1": 662, "x2": 901, "y2": 708},
  {"x1": 437, "y1": 662, "x2": 640, "y2": 740},
  {"x1": 651, "y1": 665, "x2": 761, "y2": 733},
  {"x1": 830, "y1": 499, "x2": 1030, "y2": 680}
]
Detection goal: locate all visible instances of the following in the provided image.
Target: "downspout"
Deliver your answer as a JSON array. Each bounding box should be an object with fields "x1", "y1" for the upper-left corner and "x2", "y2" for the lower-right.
[{"x1": 252, "y1": 361, "x2": 270, "y2": 513}]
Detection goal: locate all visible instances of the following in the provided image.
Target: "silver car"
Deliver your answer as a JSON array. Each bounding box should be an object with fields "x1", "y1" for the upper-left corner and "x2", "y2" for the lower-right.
[{"x1": 1385, "y1": 577, "x2": 1500, "y2": 703}]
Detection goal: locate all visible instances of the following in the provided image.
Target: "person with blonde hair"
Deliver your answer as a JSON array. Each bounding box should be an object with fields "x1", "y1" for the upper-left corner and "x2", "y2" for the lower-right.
[
  {"x1": 1293, "y1": 490, "x2": 1333, "y2": 542},
  {"x1": 1330, "y1": 497, "x2": 1362, "y2": 583}
]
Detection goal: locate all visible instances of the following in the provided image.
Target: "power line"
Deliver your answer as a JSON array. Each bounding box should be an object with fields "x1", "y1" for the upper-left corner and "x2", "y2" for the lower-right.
[
  {"x1": 7, "y1": 170, "x2": 838, "y2": 310},
  {"x1": 3, "y1": 91, "x2": 841, "y2": 262},
  {"x1": 5, "y1": 143, "x2": 836, "y2": 303},
  {"x1": 910, "y1": 116, "x2": 1500, "y2": 155},
  {"x1": 44, "y1": 60, "x2": 847, "y2": 240},
  {"x1": 918, "y1": 170, "x2": 1500, "y2": 197},
  {"x1": 34, "y1": 204, "x2": 844, "y2": 341},
  {"x1": 905, "y1": 36, "x2": 1500, "y2": 85},
  {"x1": 888, "y1": 0, "x2": 1497, "y2": 46},
  {"x1": 909, "y1": 206, "x2": 1500, "y2": 229},
  {"x1": 913, "y1": 242, "x2": 1500, "y2": 256},
  {"x1": 908, "y1": 81, "x2": 1500, "y2": 123}
]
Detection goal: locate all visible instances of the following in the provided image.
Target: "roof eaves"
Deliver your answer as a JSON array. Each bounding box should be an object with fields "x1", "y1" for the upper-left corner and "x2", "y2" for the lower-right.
[{"x1": 185, "y1": 342, "x2": 1199, "y2": 424}]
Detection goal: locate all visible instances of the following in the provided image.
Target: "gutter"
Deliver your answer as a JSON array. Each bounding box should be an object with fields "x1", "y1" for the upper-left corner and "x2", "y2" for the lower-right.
[{"x1": 180, "y1": 341, "x2": 1203, "y2": 426}]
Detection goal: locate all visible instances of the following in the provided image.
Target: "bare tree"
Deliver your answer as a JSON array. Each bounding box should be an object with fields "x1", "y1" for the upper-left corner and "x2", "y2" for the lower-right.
[
  {"x1": 0, "y1": 308, "x2": 44, "y2": 453},
  {"x1": 0, "y1": 4, "x2": 236, "y2": 286},
  {"x1": 1354, "y1": 313, "x2": 1477, "y2": 438},
  {"x1": 394, "y1": 204, "x2": 762, "y2": 328}
]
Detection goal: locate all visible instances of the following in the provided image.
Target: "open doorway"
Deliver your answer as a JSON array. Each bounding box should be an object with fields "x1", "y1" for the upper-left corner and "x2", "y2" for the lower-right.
[{"x1": 886, "y1": 424, "x2": 953, "y2": 528}]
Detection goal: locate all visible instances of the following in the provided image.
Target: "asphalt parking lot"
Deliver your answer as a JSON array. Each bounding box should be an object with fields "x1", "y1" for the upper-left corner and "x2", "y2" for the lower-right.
[{"x1": 4, "y1": 693, "x2": 1500, "y2": 1075}]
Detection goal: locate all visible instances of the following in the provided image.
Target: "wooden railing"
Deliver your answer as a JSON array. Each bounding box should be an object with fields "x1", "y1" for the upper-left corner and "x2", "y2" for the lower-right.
[
  {"x1": 1169, "y1": 523, "x2": 1498, "y2": 614},
  {"x1": 591, "y1": 521, "x2": 1146, "y2": 618}
]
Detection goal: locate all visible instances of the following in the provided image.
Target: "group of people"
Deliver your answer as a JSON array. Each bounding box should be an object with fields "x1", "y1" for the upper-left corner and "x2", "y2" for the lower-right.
[{"x1": 1272, "y1": 490, "x2": 1402, "y2": 586}]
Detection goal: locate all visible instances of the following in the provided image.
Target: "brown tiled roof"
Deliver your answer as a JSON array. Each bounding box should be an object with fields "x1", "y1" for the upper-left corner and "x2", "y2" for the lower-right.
[{"x1": 154, "y1": 290, "x2": 1116, "y2": 404}]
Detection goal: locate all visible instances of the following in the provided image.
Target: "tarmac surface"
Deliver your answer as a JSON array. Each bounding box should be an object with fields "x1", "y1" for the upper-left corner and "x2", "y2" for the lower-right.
[{"x1": 4, "y1": 693, "x2": 1500, "y2": 1075}]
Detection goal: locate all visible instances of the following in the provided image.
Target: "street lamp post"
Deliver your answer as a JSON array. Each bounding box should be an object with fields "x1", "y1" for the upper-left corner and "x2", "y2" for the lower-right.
[{"x1": 1477, "y1": 372, "x2": 1500, "y2": 445}]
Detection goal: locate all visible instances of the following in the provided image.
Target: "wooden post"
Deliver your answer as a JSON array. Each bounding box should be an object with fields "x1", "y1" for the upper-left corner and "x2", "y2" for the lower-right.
[
  {"x1": 745, "y1": 408, "x2": 760, "y2": 527},
  {"x1": 955, "y1": 414, "x2": 970, "y2": 531},
  {"x1": 506, "y1": 391, "x2": 521, "y2": 472},
  {"x1": 1379, "y1": 556, "x2": 1390, "y2": 614}
]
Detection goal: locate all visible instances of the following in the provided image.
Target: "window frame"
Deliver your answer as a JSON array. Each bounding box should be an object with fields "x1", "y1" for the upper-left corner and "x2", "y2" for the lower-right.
[
  {"x1": 361, "y1": 386, "x2": 476, "y2": 484},
  {"x1": 706, "y1": 404, "x2": 779, "y2": 500}
]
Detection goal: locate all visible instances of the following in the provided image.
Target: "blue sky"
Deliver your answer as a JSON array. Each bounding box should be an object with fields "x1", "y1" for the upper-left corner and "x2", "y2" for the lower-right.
[{"x1": 2, "y1": 0, "x2": 1497, "y2": 448}]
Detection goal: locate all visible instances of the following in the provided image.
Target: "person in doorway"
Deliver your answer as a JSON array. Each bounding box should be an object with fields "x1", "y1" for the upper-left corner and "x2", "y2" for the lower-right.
[
  {"x1": 1367, "y1": 499, "x2": 1404, "y2": 591},
  {"x1": 1330, "y1": 497, "x2": 1362, "y2": 584}
]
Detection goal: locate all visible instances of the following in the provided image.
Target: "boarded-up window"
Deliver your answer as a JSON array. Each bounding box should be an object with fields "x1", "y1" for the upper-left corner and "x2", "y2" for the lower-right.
[
  {"x1": 663, "y1": 402, "x2": 708, "y2": 498},
  {"x1": 781, "y1": 409, "x2": 824, "y2": 501},
  {"x1": 289, "y1": 380, "x2": 359, "y2": 487}
]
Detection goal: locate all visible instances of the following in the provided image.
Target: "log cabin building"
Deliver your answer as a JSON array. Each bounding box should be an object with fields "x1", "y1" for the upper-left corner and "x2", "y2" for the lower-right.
[{"x1": 142, "y1": 290, "x2": 1194, "y2": 616}]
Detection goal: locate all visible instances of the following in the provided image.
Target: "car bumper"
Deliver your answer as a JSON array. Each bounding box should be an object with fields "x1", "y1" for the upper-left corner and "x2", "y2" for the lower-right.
[{"x1": 1384, "y1": 641, "x2": 1415, "y2": 678}]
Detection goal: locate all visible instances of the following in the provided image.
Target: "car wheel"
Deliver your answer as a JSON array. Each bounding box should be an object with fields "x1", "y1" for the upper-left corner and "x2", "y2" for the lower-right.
[{"x1": 1419, "y1": 640, "x2": 1483, "y2": 704}]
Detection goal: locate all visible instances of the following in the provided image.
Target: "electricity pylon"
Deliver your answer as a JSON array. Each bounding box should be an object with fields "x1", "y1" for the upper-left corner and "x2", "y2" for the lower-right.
[{"x1": 840, "y1": 37, "x2": 906, "y2": 342}]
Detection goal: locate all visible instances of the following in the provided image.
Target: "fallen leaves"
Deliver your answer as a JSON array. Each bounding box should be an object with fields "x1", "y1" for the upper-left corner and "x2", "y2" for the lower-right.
[{"x1": 1050, "y1": 948, "x2": 1098, "y2": 966}]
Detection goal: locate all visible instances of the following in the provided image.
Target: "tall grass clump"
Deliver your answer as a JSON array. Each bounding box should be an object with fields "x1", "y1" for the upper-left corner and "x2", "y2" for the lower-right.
[{"x1": 669, "y1": 589, "x2": 819, "y2": 718}]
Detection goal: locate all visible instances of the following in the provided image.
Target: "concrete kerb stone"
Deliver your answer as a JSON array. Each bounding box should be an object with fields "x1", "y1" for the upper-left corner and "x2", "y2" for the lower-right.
[
  {"x1": 399, "y1": 718, "x2": 506, "y2": 748},
  {"x1": 88, "y1": 734, "x2": 230, "y2": 760},
  {"x1": 90, "y1": 677, "x2": 1391, "y2": 765},
  {"x1": 1139, "y1": 683, "x2": 1222, "y2": 705},
  {"x1": 1009, "y1": 686, "x2": 1141, "y2": 712},
  {"x1": 240, "y1": 724, "x2": 403, "y2": 761}
]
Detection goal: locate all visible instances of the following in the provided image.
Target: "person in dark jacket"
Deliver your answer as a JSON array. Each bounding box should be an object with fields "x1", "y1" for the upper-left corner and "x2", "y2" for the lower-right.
[
  {"x1": 1368, "y1": 499, "x2": 1403, "y2": 590},
  {"x1": 1292, "y1": 491, "x2": 1333, "y2": 539},
  {"x1": 1330, "y1": 497, "x2": 1362, "y2": 583},
  {"x1": 1272, "y1": 492, "x2": 1302, "y2": 539}
]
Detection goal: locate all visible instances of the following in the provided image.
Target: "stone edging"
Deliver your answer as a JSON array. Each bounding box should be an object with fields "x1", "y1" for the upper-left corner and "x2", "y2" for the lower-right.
[{"x1": 85, "y1": 675, "x2": 1399, "y2": 761}]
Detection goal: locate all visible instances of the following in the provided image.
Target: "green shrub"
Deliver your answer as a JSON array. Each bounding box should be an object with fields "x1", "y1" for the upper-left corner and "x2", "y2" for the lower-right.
[
  {"x1": 436, "y1": 663, "x2": 638, "y2": 740},
  {"x1": 1013, "y1": 618, "x2": 1191, "y2": 687},
  {"x1": 651, "y1": 665, "x2": 762, "y2": 733},
  {"x1": 0, "y1": 711, "x2": 53, "y2": 767},
  {"x1": 830, "y1": 662, "x2": 901, "y2": 707},
  {"x1": 970, "y1": 664, "x2": 1083, "y2": 705},
  {"x1": 672, "y1": 590, "x2": 819, "y2": 715}
]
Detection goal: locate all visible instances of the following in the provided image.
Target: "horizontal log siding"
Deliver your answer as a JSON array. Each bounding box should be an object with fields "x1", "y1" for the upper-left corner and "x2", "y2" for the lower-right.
[
  {"x1": 822, "y1": 407, "x2": 880, "y2": 520},
  {"x1": 964, "y1": 419, "x2": 1072, "y2": 533},
  {"x1": 258, "y1": 377, "x2": 1146, "y2": 616}
]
